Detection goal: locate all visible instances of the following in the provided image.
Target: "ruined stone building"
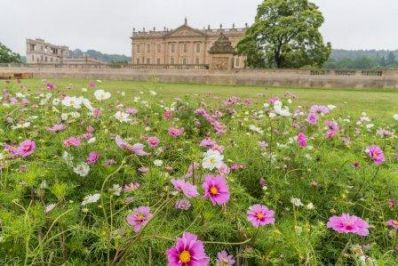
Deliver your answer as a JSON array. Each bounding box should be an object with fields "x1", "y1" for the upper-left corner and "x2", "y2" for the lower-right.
[
  {"x1": 26, "y1": 38, "x2": 105, "y2": 65},
  {"x1": 26, "y1": 39, "x2": 69, "y2": 64},
  {"x1": 131, "y1": 19, "x2": 247, "y2": 69}
]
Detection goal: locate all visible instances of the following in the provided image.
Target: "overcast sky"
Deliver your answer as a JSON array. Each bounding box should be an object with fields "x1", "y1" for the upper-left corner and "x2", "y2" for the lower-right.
[{"x1": 2, "y1": 0, "x2": 398, "y2": 56}]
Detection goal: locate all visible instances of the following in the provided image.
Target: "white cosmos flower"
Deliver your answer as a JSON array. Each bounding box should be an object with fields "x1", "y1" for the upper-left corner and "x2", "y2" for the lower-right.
[
  {"x1": 291, "y1": 197, "x2": 304, "y2": 207},
  {"x1": 114, "y1": 111, "x2": 131, "y2": 123},
  {"x1": 273, "y1": 101, "x2": 291, "y2": 117},
  {"x1": 73, "y1": 162, "x2": 90, "y2": 177},
  {"x1": 393, "y1": 114, "x2": 398, "y2": 121},
  {"x1": 45, "y1": 203, "x2": 56, "y2": 213},
  {"x1": 154, "y1": 159, "x2": 163, "y2": 166},
  {"x1": 202, "y1": 150, "x2": 224, "y2": 170},
  {"x1": 81, "y1": 193, "x2": 101, "y2": 206},
  {"x1": 94, "y1": 89, "x2": 111, "y2": 101},
  {"x1": 327, "y1": 104, "x2": 337, "y2": 110},
  {"x1": 109, "y1": 184, "x2": 122, "y2": 196}
]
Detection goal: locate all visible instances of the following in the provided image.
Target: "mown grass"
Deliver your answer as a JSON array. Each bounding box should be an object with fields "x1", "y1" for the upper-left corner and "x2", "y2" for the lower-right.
[{"x1": 17, "y1": 78, "x2": 398, "y2": 118}]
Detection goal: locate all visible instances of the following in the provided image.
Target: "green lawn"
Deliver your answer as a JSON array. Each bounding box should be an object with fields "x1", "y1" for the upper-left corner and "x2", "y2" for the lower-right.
[{"x1": 8, "y1": 78, "x2": 398, "y2": 118}]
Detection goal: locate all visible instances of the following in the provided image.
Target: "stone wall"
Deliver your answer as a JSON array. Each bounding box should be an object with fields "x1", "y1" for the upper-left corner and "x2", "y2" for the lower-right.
[{"x1": 1, "y1": 64, "x2": 398, "y2": 88}]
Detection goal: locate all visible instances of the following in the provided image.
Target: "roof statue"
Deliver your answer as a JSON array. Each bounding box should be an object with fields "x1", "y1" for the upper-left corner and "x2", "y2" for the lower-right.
[{"x1": 209, "y1": 33, "x2": 236, "y2": 55}]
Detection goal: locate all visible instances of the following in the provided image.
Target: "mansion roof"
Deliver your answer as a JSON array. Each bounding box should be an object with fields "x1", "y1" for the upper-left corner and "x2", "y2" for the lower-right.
[{"x1": 131, "y1": 21, "x2": 247, "y2": 40}]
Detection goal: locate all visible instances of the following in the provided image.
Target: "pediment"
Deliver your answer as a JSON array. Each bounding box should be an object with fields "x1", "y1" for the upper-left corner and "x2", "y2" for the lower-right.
[{"x1": 164, "y1": 25, "x2": 207, "y2": 38}]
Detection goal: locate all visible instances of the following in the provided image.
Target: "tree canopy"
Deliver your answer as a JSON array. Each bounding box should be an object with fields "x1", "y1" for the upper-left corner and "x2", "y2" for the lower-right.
[
  {"x1": 0, "y1": 42, "x2": 21, "y2": 63},
  {"x1": 237, "y1": 0, "x2": 331, "y2": 68}
]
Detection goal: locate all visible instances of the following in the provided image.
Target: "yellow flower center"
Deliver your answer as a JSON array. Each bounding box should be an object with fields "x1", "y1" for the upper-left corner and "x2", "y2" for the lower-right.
[
  {"x1": 179, "y1": 250, "x2": 191, "y2": 263},
  {"x1": 256, "y1": 212, "x2": 264, "y2": 220},
  {"x1": 393, "y1": 220, "x2": 398, "y2": 225},
  {"x1": 210, "y1": 186, "x2": 218, "y2": 195}
]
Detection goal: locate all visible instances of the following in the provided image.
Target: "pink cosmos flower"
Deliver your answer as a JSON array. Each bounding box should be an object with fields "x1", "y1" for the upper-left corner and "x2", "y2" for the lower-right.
[
  {"x1": 217, "y1": 162, "x2": 230, "y2": 177},
  {"x1": 64, "y1": 137, "x2": 81, "y2": 147},
  {"x1": 15, "y1": 140, "x2": 36, "y2": 157},
  {"x1": 175, "y1": 199, "x2": 191, "y2": 210},
  {"x1": 310, "y1": 105, "x2": 330, "y2": 115},
  {"x1": 171, "y1": 179, "x2": 199, "y2": 198},
  {"x1": 46, "y1": 82, "x2": 55, "y2": 90},
  {"x1": 47, "y1": 124, "x2": 66, "y2": 133},
  {"x1": 184, "y1": 162, "x2": 200, "y2": 178},
  {"x1": 327, "y1": 214, "x2": 369, "y2": 236},
  {"x1": 146, "y1": 136, "x2": 160, "y2": 147},
  {"x1": 216, "y1": 251, "x2": 235, "y2": 266},
  {"x1": 123, "y1": 182, "x2": 140, "y2": 192},
  {"x1": 138, "y1": 166, "x2": 149, "y2": 173},
  {"x1": 126, "y1": 107, "x2": 138, "y2": 115},
  {"x1": 296, "y1": 132, "x2": 308, "y2": 148},
  {"x1": 247, "y1": 204, "x2": 275, "y2": 227},
  {"x1": 86, "y1": 151, "x2": 100, "y2": 165},
  {"x1": 307, "y1": 112, "x2": 318, "y2": 125},
  {"x1": 4, "y1": 144, "x2": 18, "y2": 156},
  {"x1": 325, "y1": 120, "x2": 339, "y2": 139},
  {"x1": 167, "y1": 232, "x2": 209, "y2": 266},
  {"x1": 115, "y1": 136, "x2": 149, "y2": 156},
  {"x1": 386, "y1": 219, "x2": 398, "y2": 230},
  {"x1": 91, "y1": 108, "x2": 102, "y2": 118},
  {"x1": 168, "y1": 127, "x2": 184, "y2": 137},
  {"x1": 163, "y1": 110, "x2": 173, "y2": 120},
  {"x1": 365, "y1": 145, "x2": 385, "y2": 165},
  {"x1": 203, "y1": 175, "x2": 230, "y2": 206},
  {"x1": 126, "y1": 206, "x2": 152, "y2": 233}
]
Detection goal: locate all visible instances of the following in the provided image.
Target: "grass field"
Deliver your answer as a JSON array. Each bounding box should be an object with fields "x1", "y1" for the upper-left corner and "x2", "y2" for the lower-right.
[{"x1": 16, "y1": 78, "x2": 398, "y2": 118}]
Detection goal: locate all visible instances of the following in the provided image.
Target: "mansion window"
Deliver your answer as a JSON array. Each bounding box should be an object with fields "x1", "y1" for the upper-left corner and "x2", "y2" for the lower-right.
[
  {"x1": 235, "y1": 57, "x2": 240, "y2": 67},
  {"x1": 146, "y1": 58, "x2": 150, "y2": 64},
  {"x1": 196, "y1": 43, "x2": 201, "y2": 53},
  {"x1": 171, "y1": 43, "x2": 175, "y2": 53},
  {"x1": 137, "y1": 58, "x2": 140, "y2": 64},
  {"x1": 157, "y1": 44, "x2": 161, "y2": 53},
  {"x1": 137, "y1": 44, "x2": 141, "y2": 53},
  {"x1": 183, "y1": 43, "x2": 188, "y2": 53},
  {"x1": 195, "y1": 57, "x2": 199, "y2": 64},
  {"x1": 157, "y1": 58, "x2": 160, "y2": 64},
  {"x1": 182, "y1": 58, "x2": 187, "y2": 64},
  {"x1": 170, "y1": 57, "x2": 175, "y2": 64},
  {"x1": 147, "y1": 44, "x2": 150, "y2": 52}
]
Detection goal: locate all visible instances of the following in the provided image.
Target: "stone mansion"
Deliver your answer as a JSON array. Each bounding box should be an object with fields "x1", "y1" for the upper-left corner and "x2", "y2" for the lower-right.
[{"x1": 130, "y1": 19, "x2": 247, "y2": 69}]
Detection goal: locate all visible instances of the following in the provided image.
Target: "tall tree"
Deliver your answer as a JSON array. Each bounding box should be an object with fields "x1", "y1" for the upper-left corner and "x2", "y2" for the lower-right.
[
  {"x1": 0, "y1": 42, "x2": 21, "y2": 63},
  {"x1": 237, "y1": 0, "x2": 331, "y2": 68}
]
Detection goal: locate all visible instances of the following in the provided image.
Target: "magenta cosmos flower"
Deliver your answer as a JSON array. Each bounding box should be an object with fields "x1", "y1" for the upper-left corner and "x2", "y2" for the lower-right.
[
  {"x1": 216, "y1": 251, "x2": 235, "y2": 266},
  {"x1": 171, "y1": 179, "x2": 199, "y2": 198},
  {"x1": 306, "y1": 112, "x2": 318, "y2": 125},
  {"x1": 15, "y1": 140, "x2": 36, "y2": 157},
  {"x1": 327, "y1": 214, "x2": 369, "y2": 236},
  {"x1": 203, "y1": 175, "x2": 230, "y2": 205},
  {"x1": 365, "y1": 145, "x2": 385, "y2": 165},
  {"x1": 86, "y1": 151, "x2": 100, "y2": 165},
  {"x1": 146, "y1": 136, "x2": 160, "y2": 147},
  {"x1": 296, "y1": 132, "x2": 308, "y2": 148},
  {"x1": 247, "y1": 204, "x2": 275, "y2": 227},
  {"x1": 126, "y1": 206, "x2": 152, "y2": 233},
  {"x1": 386, "y1": 219, "x2": 398, "y2": 230},
  {"x1": 325, "y1": 120, "x2": 339, "y2": 139},
  {"x1": 167, "y1": 232, "x2": 209, "y2": 266}
]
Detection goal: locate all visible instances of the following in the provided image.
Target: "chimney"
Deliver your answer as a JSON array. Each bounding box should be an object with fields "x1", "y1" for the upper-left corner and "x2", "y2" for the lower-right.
[
  {"x1": 184, "y1": 17, "x2": 188, "y2": 25},
  {"x1": 245, "y1": 23, "x2": 248, "y2": 28}
]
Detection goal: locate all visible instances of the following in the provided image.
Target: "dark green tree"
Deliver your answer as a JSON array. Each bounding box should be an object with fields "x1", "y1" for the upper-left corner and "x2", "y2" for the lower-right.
[
  {"x1": 386, "y1": 52, "x2": 396, "y2": 66},
  {"x1": 237, "y1": 0, "x2": 331, "y2": 68},
  {"x1": 0, "y1": 42, "x2": 21, "y2": 63}
]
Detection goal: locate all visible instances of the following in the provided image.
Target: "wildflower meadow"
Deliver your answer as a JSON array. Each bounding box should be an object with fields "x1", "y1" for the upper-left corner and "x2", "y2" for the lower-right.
[{"x1": 0, "y1": 79, "x2": 398, "y2": 265}]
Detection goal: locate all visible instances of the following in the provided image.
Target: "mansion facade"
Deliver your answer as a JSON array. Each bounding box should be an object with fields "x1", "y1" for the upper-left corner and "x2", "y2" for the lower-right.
[{"x1": 131, "y1": 19, "x2": 247, "y2": 69}]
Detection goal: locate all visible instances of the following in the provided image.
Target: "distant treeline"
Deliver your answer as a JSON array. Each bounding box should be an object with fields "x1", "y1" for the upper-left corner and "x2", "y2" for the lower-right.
[
  {"x1": 69, "y1": 49, "x2": 131, "y2": 64},
  {"x1": 325, "y1": 49, "x2": 398, "y2": 70}
]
